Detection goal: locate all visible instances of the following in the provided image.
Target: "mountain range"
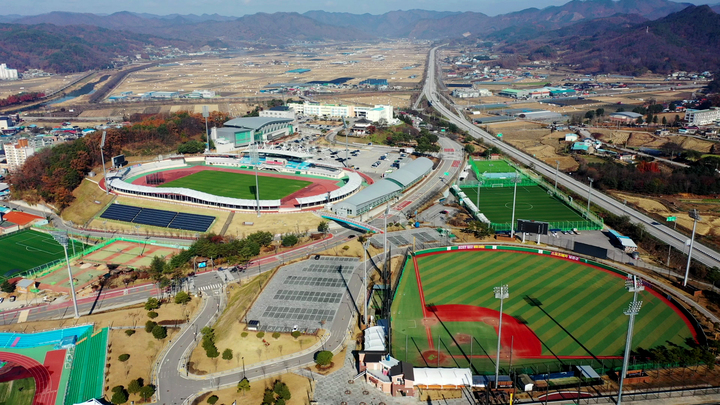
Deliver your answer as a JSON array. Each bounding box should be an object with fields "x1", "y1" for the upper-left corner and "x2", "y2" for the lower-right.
[{"x1": 0, "y1": 0, "x2": 716, "y2": 75}]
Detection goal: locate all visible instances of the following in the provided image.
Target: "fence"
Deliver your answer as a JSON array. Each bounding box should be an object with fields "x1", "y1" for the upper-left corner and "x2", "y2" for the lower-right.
[{"x1": 491, "y1": 220, "x2": 603, "y2": 233}]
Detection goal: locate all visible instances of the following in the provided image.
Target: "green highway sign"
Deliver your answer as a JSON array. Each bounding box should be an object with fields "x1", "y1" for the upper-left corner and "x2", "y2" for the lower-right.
[
  {"x1": 666, "y1": 216, "x2": 677, "y2": 222},
  {"x1": 497, "y1": 133, "x2": 503, "y2": 137},
  {"x1": 444, "y1": 172, "x2": 450, "y2": 176}
]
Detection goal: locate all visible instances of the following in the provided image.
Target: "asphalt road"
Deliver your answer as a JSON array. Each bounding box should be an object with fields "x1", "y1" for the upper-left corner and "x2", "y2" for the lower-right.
[{"x1": 423, "y1": 46, "x2": 720, "y2": 272}]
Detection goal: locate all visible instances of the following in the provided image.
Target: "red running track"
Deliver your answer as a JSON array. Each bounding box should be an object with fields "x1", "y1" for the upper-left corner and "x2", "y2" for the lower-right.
[{"x1": 0, "y1": 350, "x2": 65, "y2": 405}]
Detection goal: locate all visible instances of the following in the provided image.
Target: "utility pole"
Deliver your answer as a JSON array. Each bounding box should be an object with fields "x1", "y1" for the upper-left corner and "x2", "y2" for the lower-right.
[
  {"x1": 493, "y1": 285, "x2": 509, "y2": 389},
  {"x1": 510, "y1": 173, "x2": 519, "y2": 238},
  {"x1": 684, "y1": 209, "x2": 701, "y2": 286},
  {"x1": 587, "y1": 177, "x2": 594, "y2": 215}
]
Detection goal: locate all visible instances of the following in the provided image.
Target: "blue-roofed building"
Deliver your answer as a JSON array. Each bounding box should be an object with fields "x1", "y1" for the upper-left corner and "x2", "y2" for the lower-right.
[{"x1": 572, "y1": 142, "x2": 590, "y2": 152}]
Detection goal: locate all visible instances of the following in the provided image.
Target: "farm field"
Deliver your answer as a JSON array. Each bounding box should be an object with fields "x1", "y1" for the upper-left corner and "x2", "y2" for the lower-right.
[
  {"x1": 157, "y1": 170, "x2": 311, "y2": 200},
  {"x1": 390, "y1": 248, "x2": 695, "y2": 374},
  {"x1": 0, "y1": 230, "x2": 88, "y2": 278}
]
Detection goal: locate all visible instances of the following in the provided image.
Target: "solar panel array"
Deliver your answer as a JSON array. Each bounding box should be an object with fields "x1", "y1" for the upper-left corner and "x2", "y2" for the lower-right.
[
  {"x1": 100, "y1": 204, "x2": 215, "y2": 232},
  {"x1": 273, "y1": 290, "x2": 343, "y2": 304},
  {"x1": 284, "y1": 276, "x2": 345, "y2": 288},
  {"x1": 262, "y1": 306, "x2": 335, "y2": 323}
]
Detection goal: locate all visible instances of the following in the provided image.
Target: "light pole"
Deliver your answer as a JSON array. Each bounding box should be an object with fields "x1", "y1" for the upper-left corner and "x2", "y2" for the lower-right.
[
  {"x1": 476, "y1": 180, "x2": 483, "y2": 210},
  {"x1": 587, "y1": 177, "x2": 594, "y2": 215},
  {"x1": 554, "y1": 160, "x2": 560, "y2": 192},
  {"x1": 52, "y1": 232, "x2": 80, "y2": 318},
  {"x1": 363, "y1": 240, "x2": 369, "y2": 326},
  {"x1": 683, "y1": 209, "x2": 701, "y2": 287},
  {"x1": 202, "y1": 106, "x2": 210, "y2": 152},
  {"x1": 510, "y1": 173, "x2": 520, "y2": 238},
  {"x1": 250, "y1": 141, "x2": 261, "y2": 217},
  {"x1": 99, "y1": 131, "x2": 108, "y2": 195},
  {"x1": 384, "y1": 203, "x2": 390, "y2": 262},
  {"x1": 617, "y1": 276, "x2": 643, "y2": 405},
  {"x1": 493, "y1": 284, "x2": 509, "y2": 389}
]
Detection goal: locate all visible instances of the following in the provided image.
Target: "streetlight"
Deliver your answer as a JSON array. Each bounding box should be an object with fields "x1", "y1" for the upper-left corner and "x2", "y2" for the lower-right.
[
  {"x1": 683, "y1": 209, "x2": 702, "y2": 287},
  {"x1": 51, "y1": 232, "x2": 80, "y2": 318},
  {"x1": 510, "y1": 173, "x2": 520, "y2": 238},
  {"x1": 617, "y1": 277, "x2": 643, "y2": 405},
  {"x1": 493, "y1": 284, "x2": 509, "y2": 389},
  {"x1": 554, "y1": 161, "x2": 560, "y2": 192},
  {"x1": 363, "y1": 240, "x2": 369, "y2": 326},
  {"x1": 587, "y1": 177, "x2": 594, "y2": 215}
]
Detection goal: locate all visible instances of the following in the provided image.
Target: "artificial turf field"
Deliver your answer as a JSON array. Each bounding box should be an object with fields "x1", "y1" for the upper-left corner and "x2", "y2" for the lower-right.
[
  {"x1": 390, "y1": 249, "x2": 695, "y2": 374},
  {"x1": 466, "y1": 185, "x2": 587, "y2": 228},
  {"x1": 157, "y1": 170, "x2": 312, "y2": 200},
  {"x1": 0, "y1": 230, "x2": 88, "y2": 278},
  {"x1": 0, "y1": 377, "x2": 35, "y2": 405}
]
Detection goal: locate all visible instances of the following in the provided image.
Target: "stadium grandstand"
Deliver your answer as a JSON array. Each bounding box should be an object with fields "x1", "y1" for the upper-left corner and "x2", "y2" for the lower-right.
[{"x1": 332, "y1": 157, "x2": 433, "y2": 216}]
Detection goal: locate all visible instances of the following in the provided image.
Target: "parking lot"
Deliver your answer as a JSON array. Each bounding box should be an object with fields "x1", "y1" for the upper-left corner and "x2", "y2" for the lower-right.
[{"x1": 245, "y1": 256, "x2": 360, "y2": 333}]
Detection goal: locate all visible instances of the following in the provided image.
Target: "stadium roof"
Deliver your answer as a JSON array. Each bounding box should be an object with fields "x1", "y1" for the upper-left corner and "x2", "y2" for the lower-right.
[
  {"x1": 296, "y1": 172, "x2": 362, "y2": 205},
  {"x1": 223, "y1": 117, "x2": 293, "y2": 130},
  {"x1": 385, "y1": 157, "x2": 433, "y2": 188},
  {"x1": 413, "y1": 368, "x2": 472, "y2": 387},
  {"x1": 610, "y1": 112, "x2": 643, "y2": 119},
  {"x1": 335, "y1": 179, "x2": 401, "y2": 208},
  {"x1": 363, "y1": 326, "x2": 386, "y2": 352}
]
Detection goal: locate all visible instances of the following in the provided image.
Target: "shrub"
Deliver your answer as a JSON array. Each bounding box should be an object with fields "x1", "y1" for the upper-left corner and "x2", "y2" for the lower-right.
[
  {"x1": 291, "y1": 331, "x2": 301, "y2": 339},
  {"x1": 281, "y1": 234, "x2": 298, "y2": 247},
  {"x1": 147, "y1": 311, "x2": 159, "y2": 319},
  {"x1": 124, "y1": 330, "x2": 135, "y2": 336},
  {"x1": 152, "y1": 325, "x2": 167, "y2": 340},
  {"x1": 138, "y1": 385, "x2": 156, "y2": 400},
  {"x1": 222, "y1": 348, "x2": 233, "y2": 360},
  {"x1": 145, "y1": 321, "x2": 157, "y2": 333},
  {"x1": 127, "y1": 378, "x2": 143, "y2": 394},
  {"x1": 111, "y1": 389, "x2": 128, "y2": 404},
  {"x1": 315, "y1": 350, "x2": 333, "y2": 366},
  {"x1": 144, "y1": 297, "x2": 160, "y2": 311},
  {"x1": 0, "y1": 280, "x2": 16, "y2": 293},
  {"x1": 174, "y1": 291, "x2": 191, "y2": 305},
  {"x1": 207, "y1": 395, "x2": 219, "y2": 404},
  {"x1": 241, "y1": 332, "x2": 248, "y2": 338},
  {"x1": 274, "y1": 380, "x2": 291, "y2": 400},
  {"x1": 237, "y1": 378, "x2": 251, "y2": 393},
  {"x1": 118, "y1": 354, "x2": 130, "y2": 362},
  {"x1": 272, "y1": 332, "x2": 281, "y2": 339},
  {"x1": 256, "y1": 331, "x2": 265, "y2": 338},
  {"x1": 342, "y1": 245, "x2": 349, "y2": 250}
]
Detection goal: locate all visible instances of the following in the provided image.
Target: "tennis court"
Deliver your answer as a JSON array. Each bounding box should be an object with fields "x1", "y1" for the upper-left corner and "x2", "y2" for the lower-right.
[
  {"x1": 465, "y1": 185, "x2": 589, "y2": 230},
  {"x1": 157, "y1": 170, "x2": 311, "y2": 200},
  {"x1": 82, "y1": 240, "x2": 181, "y2": 268},
  {"x1": 390, "y1": 247, "x2": 695, "y2": 374},
  {"x1": 0, "y1": 231, "x2": 88, "y2": 279}
]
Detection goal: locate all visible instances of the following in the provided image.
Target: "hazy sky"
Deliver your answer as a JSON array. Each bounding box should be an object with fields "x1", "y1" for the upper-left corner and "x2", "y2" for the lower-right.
[{"x1": 5, "y1": 0, "x2": 716, "y2": 17}]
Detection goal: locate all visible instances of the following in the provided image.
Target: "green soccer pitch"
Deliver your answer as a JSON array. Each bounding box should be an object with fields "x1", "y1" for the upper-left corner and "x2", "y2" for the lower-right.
[
  {"x1": 157, "y1": 170, "x2": 312, "y2": 200},
  {"x1": 0, "y1": 230, "x2": 88, "y2": 278},
  {"x1": 466, "y1": 185, "x2": 587, "y2": 227},
  {"x1": 390, "y1": 248, "x2": 695, "y2": 374}
]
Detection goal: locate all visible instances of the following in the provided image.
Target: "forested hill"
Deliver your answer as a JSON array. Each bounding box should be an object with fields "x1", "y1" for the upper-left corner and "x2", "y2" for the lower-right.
[{"x1": 0, "y1": 24, "x2": 178, "y2": 72}]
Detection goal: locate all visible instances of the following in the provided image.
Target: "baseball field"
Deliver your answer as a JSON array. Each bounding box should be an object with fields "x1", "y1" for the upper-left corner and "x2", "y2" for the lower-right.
[
  {"x1": 390, "y1": 247, "x2": 695, "y2": 374},
  {"x1": 157, "y1": 170, "x2": 312, "y2": 200},
  {"x1": 0, "y1": 230, "x2": 88, "y2": 279}
]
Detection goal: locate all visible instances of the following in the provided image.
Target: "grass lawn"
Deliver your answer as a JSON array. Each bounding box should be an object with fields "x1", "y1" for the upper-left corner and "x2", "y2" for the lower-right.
[
  {"x1": 466, "y1": 185, "x2": 587, "y2": 228},
  {"x1": 391, "y1": 249, "x2": 694, "y2": 374},
  {"x1": 471, "y1": 159, "x2": 516, "y2": 174},
  {"x1": 60, "y1": 179, "x2": 114, "y2": 226},
  {"x1": 157, "y1": 171, "x2": 311, "y2": 200},
  {"x1": 0, "y1": 377, "x2": 35, "y2": 405},
  {"x1": 0, "y1": 230, "x2": 89, "y2": 278}
]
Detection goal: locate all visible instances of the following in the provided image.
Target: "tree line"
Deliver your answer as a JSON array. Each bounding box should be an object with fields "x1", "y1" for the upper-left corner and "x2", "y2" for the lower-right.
[{"x1": 0, "y1": 92, "x2": 44, "y2": 108}]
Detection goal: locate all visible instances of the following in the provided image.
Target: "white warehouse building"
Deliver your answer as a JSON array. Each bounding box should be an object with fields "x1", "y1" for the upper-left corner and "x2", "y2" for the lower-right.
[
  {"x1": 685, "y1": 108, "x2": 720, "y2": 126},
  {"x1": 288, "y1": 102, "x2": 393, "y2": 123}
]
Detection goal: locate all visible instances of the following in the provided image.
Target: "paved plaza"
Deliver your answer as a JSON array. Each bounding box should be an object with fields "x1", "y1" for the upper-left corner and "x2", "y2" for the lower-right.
[{"x1": 246, "y1": 256, "x2": 360, "y2": 333}]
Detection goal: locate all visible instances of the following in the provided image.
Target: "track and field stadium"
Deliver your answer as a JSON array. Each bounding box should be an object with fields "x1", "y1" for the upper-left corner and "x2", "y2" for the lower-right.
[
  {"x1": 0, "y1": 325, "x2": 108, "y2": 405},
  {"x1": 390, "y1": 246, "x2": 697, "y2": 375},
  {"x1": 105, "y1": 153, "x2": 366, "y2": 212}
]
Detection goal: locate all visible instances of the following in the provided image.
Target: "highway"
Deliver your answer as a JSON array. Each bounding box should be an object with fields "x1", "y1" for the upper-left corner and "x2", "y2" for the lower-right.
[{"x1": 423, "y1": 46, "x2": 720, "y2": 271}]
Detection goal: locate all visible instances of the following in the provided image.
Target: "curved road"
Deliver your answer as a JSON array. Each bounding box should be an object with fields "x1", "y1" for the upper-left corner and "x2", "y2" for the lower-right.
[{"x1": 423, "y1": 46, "x2": 720, "y2": 271}]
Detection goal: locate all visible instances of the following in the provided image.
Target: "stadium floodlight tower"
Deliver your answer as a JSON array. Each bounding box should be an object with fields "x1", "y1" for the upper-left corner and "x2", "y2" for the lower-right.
[
  {"x1": 52, "y1": 232, "x2": 80, "y2": 318},
  {"x1": 363, "y1": 240, "x2": 369, "y2": 326},
  {"x1": 683, "y1": 209, "x2": 701, "y2": 287},
  {"x1": 250, "y1": 141, "x2": 261, "y2": 217},
  {"x1": 617, "y1": 276, "x2": 644, "y2": 405},
  {"x1": 384, "y1": 203, "x2": 390, "y2": 261},
  {"x1": 202, "y1": 106, "x2": 210, "y2": 152},
  {"x1": 99, "y1": 131, "x2": 108, "y2": 195},
  {"x1": 493, "y1": 284, "x2": 509, "y2": 389},
  {"x1": 510, "y1": 173, "x2": 520, "y2": 238},
  {"x1": 554, "y1": 160, "x2": 560, "y2": 192}
]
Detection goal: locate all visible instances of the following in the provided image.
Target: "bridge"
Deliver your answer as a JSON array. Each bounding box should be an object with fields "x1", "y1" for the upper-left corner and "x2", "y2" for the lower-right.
[{"x1": 320, "y1": 212, "x2": 383, "y2": 234}]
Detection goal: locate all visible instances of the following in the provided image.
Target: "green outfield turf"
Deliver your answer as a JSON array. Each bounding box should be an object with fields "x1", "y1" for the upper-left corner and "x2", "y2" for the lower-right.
[
  {"x1": 471, "y1": 160, "x2": 515, "y2": 174},
  {"x1": 0, "y1": 377, "x2": 35, "y2": 405},
  {"x1": 466, "y1": 185, "x2": 588, "y2": 230},
  {"x1": 157, "y1": 170, "x2": 312, "y2": 200},
  {"x1": 0, "y1": 230, "x2": 88, "y2": 278},
  {"x1": 390, "y1": 249, "x2": 695, "y2": 374}
]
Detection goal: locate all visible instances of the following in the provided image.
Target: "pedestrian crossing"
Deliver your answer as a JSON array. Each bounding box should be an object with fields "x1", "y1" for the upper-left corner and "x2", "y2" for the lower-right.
[{"x1": 197, "y1": 283, "x2": 222, "y2": 292}]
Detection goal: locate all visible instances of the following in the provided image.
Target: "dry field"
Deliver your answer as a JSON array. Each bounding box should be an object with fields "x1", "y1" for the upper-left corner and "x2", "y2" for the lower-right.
[
  {"x1": 110, "y1": 42, "x2": 427, "y2": 100},
  {"x1": 0, "y1": 73, "x2": 86, "y2": 98},
  {"x1": 192, "y1": 373, "x2": 312, "y2": 405},
  {"x1": 61, "y1": 179, "x2": 115, "y2": 226},
  {"x1": 613, "y1": 192, "x2": 720, "y2": 236},
  {"x1": 224, "y1": 212, "x2": 323, "y2": 237}
]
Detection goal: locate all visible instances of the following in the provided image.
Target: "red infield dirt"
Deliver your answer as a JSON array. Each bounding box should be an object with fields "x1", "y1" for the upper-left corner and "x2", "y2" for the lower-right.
[{"x1": 131, "y1": 166, "x2": 341, "y2": 208}]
